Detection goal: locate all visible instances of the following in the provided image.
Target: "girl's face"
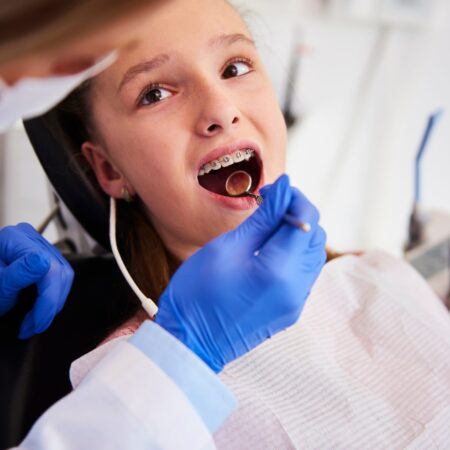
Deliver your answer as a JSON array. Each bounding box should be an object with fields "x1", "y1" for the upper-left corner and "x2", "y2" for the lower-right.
[{"x1": 86, "y1": 0, "x2": 287, "y2": 260}]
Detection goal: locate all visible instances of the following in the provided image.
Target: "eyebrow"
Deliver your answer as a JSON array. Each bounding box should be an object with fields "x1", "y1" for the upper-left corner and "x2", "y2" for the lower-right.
[
  {"x1": 118, "y1": 53, "x2": 170, "y2": 92},
  {"x1": 209, "y1": 33, "x2": 255, "y2": 48},
  {"x1": 118, "y1": 34, "x2": 255, "y2": 93}
]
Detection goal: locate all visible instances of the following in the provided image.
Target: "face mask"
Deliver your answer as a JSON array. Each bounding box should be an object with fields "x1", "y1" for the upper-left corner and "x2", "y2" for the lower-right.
[{"x1": 0, "y1": 51, "x2": 117, "y2": 133}]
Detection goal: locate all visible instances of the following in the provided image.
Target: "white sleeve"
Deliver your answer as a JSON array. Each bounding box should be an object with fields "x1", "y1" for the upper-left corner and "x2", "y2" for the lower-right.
[{"x1": 13, "y1": 321, "x2": 236, "y2": 450}]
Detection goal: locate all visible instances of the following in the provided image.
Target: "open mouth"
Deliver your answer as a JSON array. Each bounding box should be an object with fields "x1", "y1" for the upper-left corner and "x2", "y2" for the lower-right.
[{"x1": 197, "y1": 148, "x2": 262, "y2": 197}]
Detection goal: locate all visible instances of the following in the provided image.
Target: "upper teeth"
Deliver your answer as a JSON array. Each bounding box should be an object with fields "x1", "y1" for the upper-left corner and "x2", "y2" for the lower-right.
[{"x1": 199, "y1": 149, "x2": 255, "y2": 176}]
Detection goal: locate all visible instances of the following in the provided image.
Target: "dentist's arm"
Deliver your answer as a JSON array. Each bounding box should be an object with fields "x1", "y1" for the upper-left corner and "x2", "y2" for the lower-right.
[
  {"x1": 0, "y1": 223, "x2": 74, "y2": 339},
  {"x1": 16, "y1": 321, "x2": 235, "y2": 450},
  {"x1": 15, "y1": 175, "x2": 326, "y2": 449}
]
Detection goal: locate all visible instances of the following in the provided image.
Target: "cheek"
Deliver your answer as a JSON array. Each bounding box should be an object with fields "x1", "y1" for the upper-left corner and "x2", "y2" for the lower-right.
[
  {"x1": 250, "y1": 86, "x2": 287, "y2": 179},
  {"x1": 119, "y1": 137, "x2": 186, "y2": 213},
  {"x1": 122, "y1": 144, "x2": 179, "y2": 197},
  {"x1": 93, "y1": 96, "x2": 187, "y2": 203}
]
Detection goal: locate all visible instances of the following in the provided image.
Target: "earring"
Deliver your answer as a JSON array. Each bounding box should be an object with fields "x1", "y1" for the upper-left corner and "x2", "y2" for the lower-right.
[{"x1": 121, "y1": 186, "x2": 133, "y2": 202}]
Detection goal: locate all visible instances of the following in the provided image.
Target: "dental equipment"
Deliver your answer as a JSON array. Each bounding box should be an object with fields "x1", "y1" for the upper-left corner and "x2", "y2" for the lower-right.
[
  {"x1": 405, "y1": 109, "x2": 444, "y2": 251},
  {"x1": 109, "y1": 197, "x2": 158, "y2": 318},
  {"x1": 225, "y1": 170, "x2": 263, "y2": 205},
  {"x1": 225, "y1": 171, "x2": 311, "y2": 233},
  {"x1": 403, "y1": 109, "x2": 450, "y2": 305}
]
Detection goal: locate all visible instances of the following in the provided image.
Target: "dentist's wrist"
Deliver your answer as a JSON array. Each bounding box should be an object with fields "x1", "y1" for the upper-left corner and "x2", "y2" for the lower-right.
[
  {"x1": 155, "y1": 311, "x2": 223, "y2": 373},
  {"x1": 130, "y1": 320, "x2": 235, "y2": 431}
]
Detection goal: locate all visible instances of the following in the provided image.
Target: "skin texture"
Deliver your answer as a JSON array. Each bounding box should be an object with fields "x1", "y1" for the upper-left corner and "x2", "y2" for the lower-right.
[
  {"x1": 0, "y1": 2, "x2": 166, "y2": 85},
  {"x1": 83, "y1": 0, "x2": 287, "y2": 261}
]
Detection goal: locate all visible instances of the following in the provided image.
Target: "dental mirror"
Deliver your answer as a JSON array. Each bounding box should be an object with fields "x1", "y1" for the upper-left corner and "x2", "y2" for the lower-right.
[
  {"x1": 225, "y1": 170, "x2": 312, "y2": 233},
  {"x1": 225, "y1": 170, "x2": 263, "y2": 205}
]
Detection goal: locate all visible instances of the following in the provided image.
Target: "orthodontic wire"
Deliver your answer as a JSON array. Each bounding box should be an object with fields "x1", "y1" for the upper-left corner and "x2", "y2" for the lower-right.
[{"x1": 109, "y1": 197, "x2": 158, "y2": 318}]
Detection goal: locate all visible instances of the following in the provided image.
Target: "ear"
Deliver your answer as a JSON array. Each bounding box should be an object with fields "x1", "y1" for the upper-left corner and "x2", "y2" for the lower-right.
[{"x1": 82, "y1": 141, "x2": 135, "y2": 199}]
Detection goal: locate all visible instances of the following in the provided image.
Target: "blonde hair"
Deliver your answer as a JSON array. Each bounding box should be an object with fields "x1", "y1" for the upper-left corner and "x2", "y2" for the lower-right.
[{"x1": 0, "y1": 0, "x2": 153, "y2": 64}]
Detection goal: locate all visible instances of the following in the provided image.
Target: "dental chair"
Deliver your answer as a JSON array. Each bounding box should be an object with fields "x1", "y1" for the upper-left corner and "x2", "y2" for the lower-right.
[{"x1": 0, "y1": 113, "x2": 138, "y2": 448}]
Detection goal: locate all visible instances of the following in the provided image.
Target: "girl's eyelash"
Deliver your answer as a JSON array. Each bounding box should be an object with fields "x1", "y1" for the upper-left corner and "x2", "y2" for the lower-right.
[
  {"x1": 136, "y1": 83, "x2": 166, "y2": 106},
  {"x1": 222, "y1": 56, "x2": 254, "y2": 72}
]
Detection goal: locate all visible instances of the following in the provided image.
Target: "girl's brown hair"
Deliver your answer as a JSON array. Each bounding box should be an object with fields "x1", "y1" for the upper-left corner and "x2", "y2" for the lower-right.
[
  {"x1": 54, "y1": 79, "x2": 179, "y2": 320},
  {"x1": 0, "y1": 0, "x2": 154, "y2": 64}
]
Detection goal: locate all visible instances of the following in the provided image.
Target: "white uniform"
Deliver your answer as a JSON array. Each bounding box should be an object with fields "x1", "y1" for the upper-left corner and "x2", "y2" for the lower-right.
[{"x1": 12, "y1": 322, "x2": 236, "y2": 450}]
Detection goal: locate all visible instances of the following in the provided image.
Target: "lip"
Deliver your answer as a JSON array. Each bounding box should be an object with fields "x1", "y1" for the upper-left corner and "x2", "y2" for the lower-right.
[
  {"x1": 202, "y1": 191, "x2": 260, "y2": 210},
  {"x1": 196, "y1": 139, "x2": 265, "y2": 210}
]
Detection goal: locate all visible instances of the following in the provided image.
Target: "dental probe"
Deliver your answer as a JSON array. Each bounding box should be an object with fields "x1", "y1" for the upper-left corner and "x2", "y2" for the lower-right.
[{"x1": 225, "y1": 171, "x2": 311, "y2": 233}]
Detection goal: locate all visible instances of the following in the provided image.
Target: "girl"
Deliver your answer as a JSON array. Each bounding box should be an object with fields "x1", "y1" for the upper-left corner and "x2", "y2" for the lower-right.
[{"x1": 53, "y1": 0, "x2": 450, "y2": 447}]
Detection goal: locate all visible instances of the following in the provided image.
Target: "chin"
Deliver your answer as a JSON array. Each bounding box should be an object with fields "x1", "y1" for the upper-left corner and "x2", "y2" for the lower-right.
[
  {"x1": 223, "y1": 212, "x2": 252, "y2": 234},
  {"x1": 205, "y1": 214, "x2": 249, "y2": 242}
]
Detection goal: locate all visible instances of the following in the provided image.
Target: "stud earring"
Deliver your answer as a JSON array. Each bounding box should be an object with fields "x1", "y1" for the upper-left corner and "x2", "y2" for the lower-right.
[{"x1": 121, "y1": 186, "x2": 133, "y2": 202}]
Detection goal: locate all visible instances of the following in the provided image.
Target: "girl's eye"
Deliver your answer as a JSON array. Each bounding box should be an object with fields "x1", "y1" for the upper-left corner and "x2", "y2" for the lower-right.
[
  {"x1": 222, "y1": 60, "x2": 252, "y2": 79},
  {"x1": 139, "y1": 86, "x2": 172, "y2": 106}
]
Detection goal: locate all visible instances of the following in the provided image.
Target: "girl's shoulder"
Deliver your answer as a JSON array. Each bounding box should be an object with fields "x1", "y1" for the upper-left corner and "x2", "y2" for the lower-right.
[{"x1": 70, "y1": 308, "x2": 148, "y2": 388}]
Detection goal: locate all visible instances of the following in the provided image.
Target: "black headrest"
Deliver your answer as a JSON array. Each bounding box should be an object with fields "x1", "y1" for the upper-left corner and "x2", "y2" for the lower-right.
[{"x1": 23, "y1": 113, "x2": 110, "y2": 250}]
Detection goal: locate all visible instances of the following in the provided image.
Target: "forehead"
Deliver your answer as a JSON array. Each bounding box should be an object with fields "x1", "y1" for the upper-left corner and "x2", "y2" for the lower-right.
[
  {"x1": 119, "y1": 0, "x2": 248, "y2": 61},
  {"x1": 91, "y1": 0, "x2": 252, "y2": 97},
  {"x1": 150, "y1": 0, "x2": 246, "y2": 36}
]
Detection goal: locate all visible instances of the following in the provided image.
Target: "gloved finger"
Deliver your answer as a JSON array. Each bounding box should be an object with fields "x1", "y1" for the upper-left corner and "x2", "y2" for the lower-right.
[
  {"x1": 257, "y1": 219, "x2": 319, "y2": 264},
  {"x1": 257, "y1": 185, "x2": 323, "y2": 259},
  {"x1": 225, "y1": 174, "x2": 292, "y2": 255},
  {"x1": 309, "y1": 225, "x2": 327, "y2": 249},
  {"x1": 19, "y1": 279, "x2": 60, "y2": 339},
  {"x1": 258, "y1": 181, "x2": 274, "y2": 196},
  {"x1": 0, "y1": 223, "x2": 65, "y2": 273},
  {"x1": 55, "y1": 261, "x2": 74, "y2": 314},
  {"x1": 0, "y1": 252, "x2": 50, "y2": 301},
  {"x1": 287, "y1": 187, "x2": 320, "y2": 231},
  {"x1": 0, "y1": 224, "x2": 38, "y2": 264},
  {"x1": 19, "y1": 309, "x2": 37, "y2": 339},
  {"x1": 17, "y1": 223, "x2": 66, "y2": 264},
  {"x1": 16, "y1": 222, "x2": 74, "y2": 314},
  {"x1": 299, "y1": 237, "x2": 328, "y2": 272},
  {"x1": 38, "y1": 260, "x2": 72, "y2": 328},
  {"x1": 18, "y1": 259, "x2": 73, "y2": 339}
]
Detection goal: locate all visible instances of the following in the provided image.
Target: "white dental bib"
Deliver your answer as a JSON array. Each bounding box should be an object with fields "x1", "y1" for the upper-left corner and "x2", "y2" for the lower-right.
[{"x1": 71, "y1": 251, "x2": 450, "y2": 449}]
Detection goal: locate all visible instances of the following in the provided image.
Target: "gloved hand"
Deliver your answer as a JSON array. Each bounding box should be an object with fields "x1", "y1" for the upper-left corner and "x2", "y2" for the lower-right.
[
  {"x1": 156, "y1": 174, "x2": 327, "y2": 372},
  {"x1": 0, "y1": 223, "x2": 74, "y2": 339}
]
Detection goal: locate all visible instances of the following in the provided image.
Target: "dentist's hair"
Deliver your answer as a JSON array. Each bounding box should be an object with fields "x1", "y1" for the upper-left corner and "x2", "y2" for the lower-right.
[{"x1": 0, "y1": 0, "x2": 154, "y2": 64}]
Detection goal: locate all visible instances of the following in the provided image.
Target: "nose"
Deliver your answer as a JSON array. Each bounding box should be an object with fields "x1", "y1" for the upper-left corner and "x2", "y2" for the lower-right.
[{"x1": 195, "y1": 82, "x2": 240, "y2": 137}]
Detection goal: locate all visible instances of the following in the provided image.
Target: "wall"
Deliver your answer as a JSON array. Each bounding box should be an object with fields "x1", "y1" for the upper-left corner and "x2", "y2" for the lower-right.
[{"x1": 239, "y1": 0, "x2": 450, "y2": 254}]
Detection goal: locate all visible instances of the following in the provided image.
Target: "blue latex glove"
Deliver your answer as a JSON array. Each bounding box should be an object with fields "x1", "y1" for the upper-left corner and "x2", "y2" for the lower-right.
[
  {"x1": 156, "y1": 174, "x2": 327, "y2": 372},
  {"x1": 0, "y1": 223, "x2": 74, "y2": 339}
]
